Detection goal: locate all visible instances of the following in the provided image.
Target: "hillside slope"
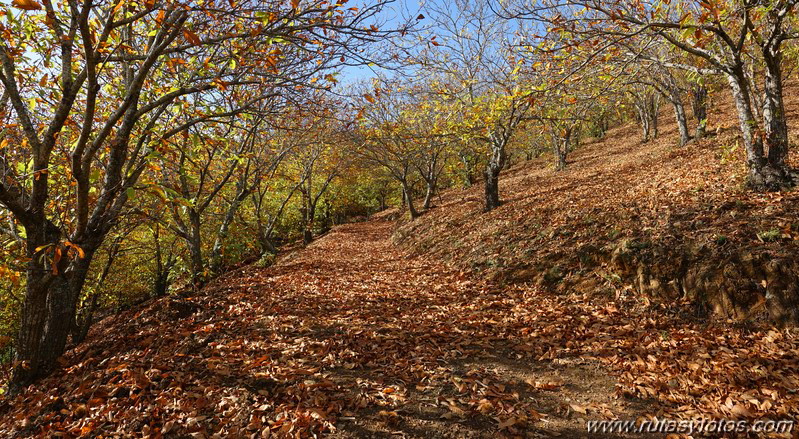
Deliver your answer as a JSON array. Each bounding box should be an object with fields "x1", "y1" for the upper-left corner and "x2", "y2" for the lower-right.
[{"x1": 397, "y1": 84, "x2": 799, "y2": 323}]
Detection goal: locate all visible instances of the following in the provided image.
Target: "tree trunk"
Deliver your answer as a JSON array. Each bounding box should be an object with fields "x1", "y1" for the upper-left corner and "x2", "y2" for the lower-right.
[
  {"x1": 301, "y1": 192, "x2": 316, "y2": 245},
  {"x1": 153, "y1": 269, "x2": 171, "y2": 298},
  {"x1": 650, "y1": 95, "x2": 659, "y2": 139},
  {"x1": 553, "y1": 126, "x2": 572, "y2": 171},
  {"x1": 378, "y1": 192, "x2": 387, "y2": 211},
  {"x1": 72, "y1": 292, "x2": 98, "y2": 345},
  {"x1": 762, "y1": 49, "x2": 791, "y2": 180},
  {"x1": 422, "y1": 177, "x2": 436, "y2": 210},
  {"x1": 210, "y1": 188, "x2": 248, "y2": 273},
  {"x1": 11, "y1": 236, "x2": 94, "y2": 392},
  {"x1": 401, "y1": 180, "x2": 419, "y2": 219},
  {"x1": 458, "y1": 150, "x2": 477, "y2": 188},
  {"x1": 724, "y1": 67, "x2": 787, "y2": 190},
  {"x1": 672, "y1": 97, "x2": 690, "y2": 147},
  {"x1": 554, "y1": 142, "x2": 568, "y2": 171},
  {"x1": 12, "y1": 278, "x2": 62, "y2": 391},
  {"x1": 187, "y1": 211, "x2": 204, "y2": 286},
  {"x1": 152, "y1": 226, "x2": 174, "y2": 298},
  {"x1": 483, "y1": 137, "x2": 507, "y2": 212},
  {"x1": 691, "y1": 84, "x2": 708, "y2": 139},
  {"x1": 635, "y1": 101, "x2": 651, "y2": 142},
  {"x1": 258, "y1": 235, "x2": 278, "y2": 255},
  {"x1": 483, "y1": 165, "x2": 501, "y2": 211}
]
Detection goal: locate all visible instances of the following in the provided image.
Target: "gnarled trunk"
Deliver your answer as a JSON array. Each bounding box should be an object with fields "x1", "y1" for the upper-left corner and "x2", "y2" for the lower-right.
[
  {"x1": 672, "y1": 97, "x2": 690, "y2": 147},
  {"x1": 401, "y1": 179, "x2": 419, "y2": 220},
  {"x1": 11, "y1": 230, "x2": 95, "y2": 393},
  {"x1": 691, "y1": 84, "x2": 708, "y2": 139},
  {"x1": 725, "y1": 64, "x2": 792, "y2": 191}
]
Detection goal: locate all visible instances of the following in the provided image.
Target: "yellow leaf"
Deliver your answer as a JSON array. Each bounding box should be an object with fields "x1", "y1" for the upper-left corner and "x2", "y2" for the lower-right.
[
  {"x1": 569, "y1": 403, "x2": 587, "y2": 414},
  {"x1": 477, "y1": 398, "x2": 493, "y2": 414}
]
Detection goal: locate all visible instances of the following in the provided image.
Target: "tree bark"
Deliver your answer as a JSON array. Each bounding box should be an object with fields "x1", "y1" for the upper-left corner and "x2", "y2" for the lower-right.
[
  {"x1": 552, "y1": 125, "x2": 572, "y2": 171},
  {"x1": 186, "y1": 210, "x2": 204, "y2": 286},
  {"x1": 724, "y1": 66, "x2": 791, "y2": 190},
  {"x1": 401, "y1": 180, "x2": 420, "y2": 219},
  {"x1": 650, "y1": 94, "x2": 659, "y2": 139},
  {"x1": 423, "y1": 182, "x2": 435, "y2": 210},
  {"x1": 152, "y1": 225, "x2": 175, "y2": 298},
  {"x1": 301, "y1": 191, "x2": 316, "y2": 245},
  {"x1": 672, "y1": 97, "x2": 690, "y2": 147},
  {"x1": 11, "y1": 227, "x2": 96, "y2": 392},
  {"x1": 691, "y1": 84, "x2": 708, "y2": 139},
  {"x1": 483, "y1": 164, "x2": 501, "y2": 212},
  {"x1": 762, "y1": 48, "x2": 790, "y2": 176},
  {"x1": 210, "y1": 185, "x2": 249, "y2": 273},
  {"x1": 483, "y1": 134, "x2": 507, "y2": 212},
  {"x1": 634, "y1": 93, "x2": 658, "y2": 142}
]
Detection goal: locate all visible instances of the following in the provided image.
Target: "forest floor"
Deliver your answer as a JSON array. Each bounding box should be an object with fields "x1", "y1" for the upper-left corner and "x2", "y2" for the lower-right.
[{"x1": 1, "y1": 220, "x2": 799, "y2": 438}]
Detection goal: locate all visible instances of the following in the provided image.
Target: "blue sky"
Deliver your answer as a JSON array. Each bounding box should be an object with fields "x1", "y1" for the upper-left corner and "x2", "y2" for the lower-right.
[{"x1": 337, "y1": 0, "x2": 431, "y2": 85}]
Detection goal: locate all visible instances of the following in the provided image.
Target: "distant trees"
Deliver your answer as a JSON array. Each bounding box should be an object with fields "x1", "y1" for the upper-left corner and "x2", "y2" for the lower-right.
[
  {"x1": 289, "y1": 110, "x2": 346, "y2": 244},
  {"x1": 413, "y1": 0, "x2": 530, "y2": 211},
  {"x1": 358, "y1": 83, "x2": 427, "y2": 219}
]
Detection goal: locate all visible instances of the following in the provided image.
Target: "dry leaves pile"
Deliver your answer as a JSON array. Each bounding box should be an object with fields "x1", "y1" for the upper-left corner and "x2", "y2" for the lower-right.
[{"x1": 0, "y1": 221, "x2": 797, "y2": 438}]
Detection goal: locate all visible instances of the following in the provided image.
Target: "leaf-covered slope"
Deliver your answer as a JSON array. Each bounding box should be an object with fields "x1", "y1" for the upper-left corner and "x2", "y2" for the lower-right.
[
  {"x1": 0, "y1": 222, "x2": 645, "y2": 438},
  {"x1": 1, "y1": 213, "x2": 799, "y2": 437},
  {"x1": 396, "y1": 83, "x2": 799, "y2": 322}
]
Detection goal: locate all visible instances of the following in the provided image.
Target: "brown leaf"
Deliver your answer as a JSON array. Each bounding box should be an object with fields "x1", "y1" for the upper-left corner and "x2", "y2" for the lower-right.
[{"x1": 183, "y1": 30, "x2": 201, "y2": 46}]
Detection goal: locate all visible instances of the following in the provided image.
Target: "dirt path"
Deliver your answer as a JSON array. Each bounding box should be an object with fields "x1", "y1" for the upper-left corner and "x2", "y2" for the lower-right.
[
  {"x1": 224, "y1": 220, "x2": 649, "y2": 438},
  {"x1": 0, "y1": 221, "x2": 697, "y2": 438}
]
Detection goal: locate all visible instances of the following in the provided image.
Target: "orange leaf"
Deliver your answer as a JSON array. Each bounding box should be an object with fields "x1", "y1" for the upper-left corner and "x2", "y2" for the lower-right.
[
  {"x1": 291, "y1": 0, "x2": 299, "y2": 10},
  {"x1": 52, "y1": 246, "x2": 62, "y2": 275},
  {"x1": 11, "y1": 0, "x2": 42, "y2": 11},
  {"x1": 364, "y1": 94, "x2": 375, "y2": 103}
]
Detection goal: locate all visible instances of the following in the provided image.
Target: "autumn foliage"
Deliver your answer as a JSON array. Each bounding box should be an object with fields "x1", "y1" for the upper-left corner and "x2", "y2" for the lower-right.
[{"x1": 2, "y1": 0, "x2": 799, "y2": 437}]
